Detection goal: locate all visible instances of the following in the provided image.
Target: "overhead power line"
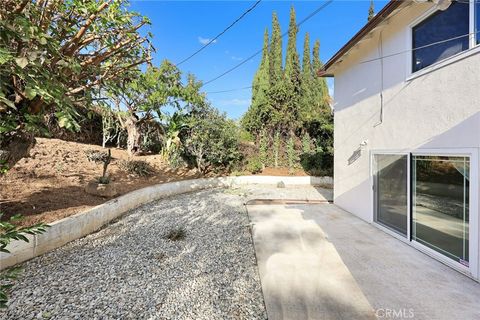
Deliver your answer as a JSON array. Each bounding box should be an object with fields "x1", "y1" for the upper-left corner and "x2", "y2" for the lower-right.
[
  {"x1": 176, "y1": 0, "x2": 262, "y2": 67},
  {"x1": 206, "y1": 29, "x2": 480, "y2": 95},
  {"x1": 202, "y1": 0, "x2": 334, "y2": 87}
]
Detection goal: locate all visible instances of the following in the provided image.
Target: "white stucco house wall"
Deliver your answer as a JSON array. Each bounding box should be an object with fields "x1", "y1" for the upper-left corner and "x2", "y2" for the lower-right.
[{"x1": 321, "y1": 0, "x2": 480, "y2": 280}]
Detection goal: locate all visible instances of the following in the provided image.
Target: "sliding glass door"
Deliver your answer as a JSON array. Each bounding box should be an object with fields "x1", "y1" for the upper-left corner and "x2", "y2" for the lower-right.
[
  {"x1": 374, "y1": 154, "x2": 408, "y2": 236},
  {"x1": 412, "y1": 155, "x2": 470, "y2": 266}
]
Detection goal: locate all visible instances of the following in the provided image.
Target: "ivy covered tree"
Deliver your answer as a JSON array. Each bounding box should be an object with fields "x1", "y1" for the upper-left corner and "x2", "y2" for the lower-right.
[
  {"x1": 241, "y1": 5, "x2": 333, "y2": 172},
  {"x1": 241, "y1": 29, "x2": 271, "y2": 135},
  {"x1": 0, "y1": 0, "x2": 152, "y2": 168}
]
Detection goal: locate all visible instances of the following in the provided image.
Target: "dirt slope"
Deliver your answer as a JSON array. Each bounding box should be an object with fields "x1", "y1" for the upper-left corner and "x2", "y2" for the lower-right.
[{"x1": 0, "y1": 138, "x2": 202, "y2": 226}]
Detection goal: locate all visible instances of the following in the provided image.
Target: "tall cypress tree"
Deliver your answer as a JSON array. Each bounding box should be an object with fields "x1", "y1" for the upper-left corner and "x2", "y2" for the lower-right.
[
  {"x1": 299, "y1": 32, "x2": 313, "y2": 124},
  {"x1": 243, "y1": 28, "x2": 271, "y2": 134},
  {"x1": 368, "y1": 0, "x2": 375, "y2": 21},
  {"x1": 269, "y1": 12, "x2": 283, "y2": 84},
  {"x1": 284, "y1": 6, "x2": 300, "y2": 86},
  {"x1": 251, "y1": 28, "x2": 270, "y2": 107},
  {"x1": 312, "y1": 39, "x2": 330, "y2": 113}
]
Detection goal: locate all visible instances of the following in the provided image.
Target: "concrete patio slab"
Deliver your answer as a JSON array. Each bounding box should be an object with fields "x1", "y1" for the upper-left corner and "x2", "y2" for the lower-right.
[
  {"x1": 247, "y1": 204, "x2": 376, "y2": 320},
  {"x1": 249, "y1": 201, "x2": 480, "y2": 320},
  {"x1": 303, "y1": 204, "x2": 480, "y2": 320}
]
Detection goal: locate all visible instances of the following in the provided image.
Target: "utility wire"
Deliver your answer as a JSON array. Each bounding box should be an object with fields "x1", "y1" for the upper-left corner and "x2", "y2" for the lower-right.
[
  {"x1": 206, "y1": 29, "x2": 480, "y2": 94},
  {"x1": 202, "y1": 0, "x2": 334, "y2": 87},
  {"x1": 176, "y1": 0, "x2": 262, "y2": 66}
]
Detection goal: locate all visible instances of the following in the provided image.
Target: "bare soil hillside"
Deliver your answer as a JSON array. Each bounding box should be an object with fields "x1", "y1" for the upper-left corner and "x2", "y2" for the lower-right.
[{"x1": 0, "y1": 138, "x2": 203, "y2": 226}]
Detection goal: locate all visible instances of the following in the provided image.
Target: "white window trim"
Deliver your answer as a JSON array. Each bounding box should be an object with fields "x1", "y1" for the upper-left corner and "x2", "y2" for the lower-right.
[{"x1": 406, "y1": 0, "x2": 479, "y2": 80}]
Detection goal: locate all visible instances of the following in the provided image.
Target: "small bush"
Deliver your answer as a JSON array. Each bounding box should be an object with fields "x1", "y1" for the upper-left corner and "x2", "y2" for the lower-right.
[
  {"x1": 246, "y1": 156, "x2": 263, "y2": 174},
  {"x1": 85, "y1": 149, "x2": 112, "y2": 183},
  {"x1": 302, "y1": 133, "x2": 312, "y2": 154},
  {"x1": 286, "y1": 136, "x2": 298, "y2": 174},
  {"x1": 273, "y1": 131, "x2": 280, "y2": 168},
  {"x1": 119, "y1": 160, "x2": 154, "y2": 177},
  {"x1": 299, "y1": 152, "x2": 333, "y2": 176},
  {"x1": 182, "y1": 107, "x2": 241, "y2": 173},
  {"x1": 259, "y1": 130, "x2": 268, "y2": 169},
  {"x1": 96, "y1": 176, "x2": 111, "y2": 184},
  {"x1": 85, "y1": 150, "x2": 109, "y2": 163},
  {"x1": 164, "y1": 227, "x2": 186, "y2": 241}
]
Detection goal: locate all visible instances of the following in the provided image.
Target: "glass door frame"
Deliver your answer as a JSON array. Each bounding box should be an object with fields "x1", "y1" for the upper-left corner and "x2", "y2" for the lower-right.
[
  {"x1": 371, "y1": 151, "x2": 412, "y2": 243},
  {"x1": 371, "y1": 148, "x2": 479, "y2": 280}
]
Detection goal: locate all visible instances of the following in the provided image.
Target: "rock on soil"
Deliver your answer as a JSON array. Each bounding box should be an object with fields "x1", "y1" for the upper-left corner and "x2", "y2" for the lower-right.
[{"x1": 1, "y1": 188, "x2": 267, "y2": 320}]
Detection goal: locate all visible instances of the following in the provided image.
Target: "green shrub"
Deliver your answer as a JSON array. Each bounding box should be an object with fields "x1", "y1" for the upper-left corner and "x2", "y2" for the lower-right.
[
  {"x1": 259, "y1": 130, "x2": 268, "y2": 169},
  {"x1": 302, "y1": 133, "x2": 312, "y2": 154},
  {"x1": 119, "y1": 160, "x2": 154, "y2": 177},
  {"x1": 0, "y1": 214, "x2": 49, "y2": 308},
  {"x1": 182, "y1": 107, "x2": 241, "y2": 173},
  {"x1": 273, "y1": 131, "x2": 280, "y2": 168},
  {"x1": 286, "y1": 136, "x2": 298, "y2": 173},
  {"x1": 299, "y1": 152, "x2": 333, "y2": 176},
  {"x1": 85, "y1": 149, "x2": 112, "y2": 183},
  {"x1": 246, "y1": 156, "x2": 263, "y2": 174}
]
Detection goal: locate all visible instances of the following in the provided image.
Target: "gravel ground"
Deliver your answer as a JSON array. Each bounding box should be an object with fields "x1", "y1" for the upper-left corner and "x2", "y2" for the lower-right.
[{"x1": 1, "y1": 188, "x2": 267, "y2": 320}]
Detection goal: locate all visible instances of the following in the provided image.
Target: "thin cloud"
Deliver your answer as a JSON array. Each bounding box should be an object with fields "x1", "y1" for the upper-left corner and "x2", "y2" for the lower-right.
[
  {"x1": 218, "y1": 98, "x2": 250, "y2": 107},
  {"x1": 198, "y1": 36, "x2": 217, "y2": 45},
  {"x1": 231, "y1": 56, "x2": 243, "y2": 61}
]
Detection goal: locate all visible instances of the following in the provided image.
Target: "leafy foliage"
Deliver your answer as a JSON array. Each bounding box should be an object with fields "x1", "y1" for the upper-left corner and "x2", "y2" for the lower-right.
[
  {"x1": 259, "y1": 130, "x2": 268, "y2": 169},
  {"x1": 286, "y1": 136, "x2": 298, "y2": 173},
  {"x1": 182, "y1": 106, "x2": 241, "y2": 174},
  {"x1": 300, "y1": 152, "x2": 333, "y2": 176},
  {"x1": 246, "y1": 156, "x2": 263, "y2": 174},
  {"x1": 119, "y1": 160, "x2": 154, "y2": 177},
  {"x1": 273, "y1": 131, "x2": 281, "y2": 168},
  {"x1": 85, "y1": 149, "x2": 112, "y2": 183},
  {"x1": 241, "y1": 5, "x2": 333, "y2": 175},
  {"x1": 0, "y1": 213, "x2": 49, "y2": 308},
  {"x1": 0, "y1": 0, "x2": 153, "y2": 166}
]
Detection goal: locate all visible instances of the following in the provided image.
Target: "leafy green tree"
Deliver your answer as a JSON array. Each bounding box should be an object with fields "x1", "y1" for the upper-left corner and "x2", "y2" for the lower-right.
[
  {"x1": 182, "y1": 106, "x2": 241, "y2": 173},
  {"x1": 0, "y1": 0, "x2": 152, "y2": 167},
  {"x1": 107, "y1": 61, "x2": 205, "y2": 155}
]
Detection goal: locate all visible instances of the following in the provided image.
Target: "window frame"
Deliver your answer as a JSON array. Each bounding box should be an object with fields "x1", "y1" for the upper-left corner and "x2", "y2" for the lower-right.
[
  {"x1": 407, "y1": 0, "x2": 478, "y2": 77},
  {"x1": 370, "y1": 148, "x2": 479, "y2": 280}
]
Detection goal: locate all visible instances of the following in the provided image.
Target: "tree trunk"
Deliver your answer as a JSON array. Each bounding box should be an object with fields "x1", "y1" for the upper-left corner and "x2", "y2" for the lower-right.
[
  {"x1": 125, "y1": 114, "x2": 142, "y2": 156},
  {"x1": 0, "y1": 131, "x2": 36, "y2": 169}
]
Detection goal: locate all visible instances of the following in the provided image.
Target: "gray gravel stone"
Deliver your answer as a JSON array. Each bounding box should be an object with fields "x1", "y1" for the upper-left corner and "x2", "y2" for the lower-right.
[{"x1": 1, "y1": 188, "x2": 267, "y2": 320}]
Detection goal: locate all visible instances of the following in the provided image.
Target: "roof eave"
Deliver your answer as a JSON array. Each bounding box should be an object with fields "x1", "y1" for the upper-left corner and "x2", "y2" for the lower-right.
[{"x1": 320, "y1": 0, "x2": 405, "y2": 76}]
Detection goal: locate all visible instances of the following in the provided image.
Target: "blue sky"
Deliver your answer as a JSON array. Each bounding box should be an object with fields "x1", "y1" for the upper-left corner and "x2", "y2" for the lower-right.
[{"x1": 130, "y1": 0, "x2": 388, "y2": 120}]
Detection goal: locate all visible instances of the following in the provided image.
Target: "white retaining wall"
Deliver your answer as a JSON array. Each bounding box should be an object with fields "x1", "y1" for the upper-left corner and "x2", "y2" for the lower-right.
[{"x1": 0, "y1": 175, "x2": 332, "y2": 270}]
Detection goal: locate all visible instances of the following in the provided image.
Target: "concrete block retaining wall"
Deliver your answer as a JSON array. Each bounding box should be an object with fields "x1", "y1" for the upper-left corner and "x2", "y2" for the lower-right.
[{"x1": 0, "y1": 175, "x2": 332, "y2": 270}]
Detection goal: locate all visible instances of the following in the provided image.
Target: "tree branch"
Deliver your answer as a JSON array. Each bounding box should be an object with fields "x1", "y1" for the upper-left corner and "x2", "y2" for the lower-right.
[{"x1": 62, "y1": 0, "x2": 112, "y2": 56}]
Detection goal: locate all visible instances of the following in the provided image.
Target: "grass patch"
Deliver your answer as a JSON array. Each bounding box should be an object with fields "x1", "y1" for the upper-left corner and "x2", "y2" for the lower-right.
[{"x1": 164, "y1": 227, "x2": 186, "y2": 241}]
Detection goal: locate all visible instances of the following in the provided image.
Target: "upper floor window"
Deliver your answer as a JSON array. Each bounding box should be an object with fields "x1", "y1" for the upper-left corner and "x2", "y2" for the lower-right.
[
  {"x1": 412, "y1": 1, "x2": 470, "y2": 72},
  {"x1": 477, "y1": 1, "x2": 480, "y2": 44}
]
